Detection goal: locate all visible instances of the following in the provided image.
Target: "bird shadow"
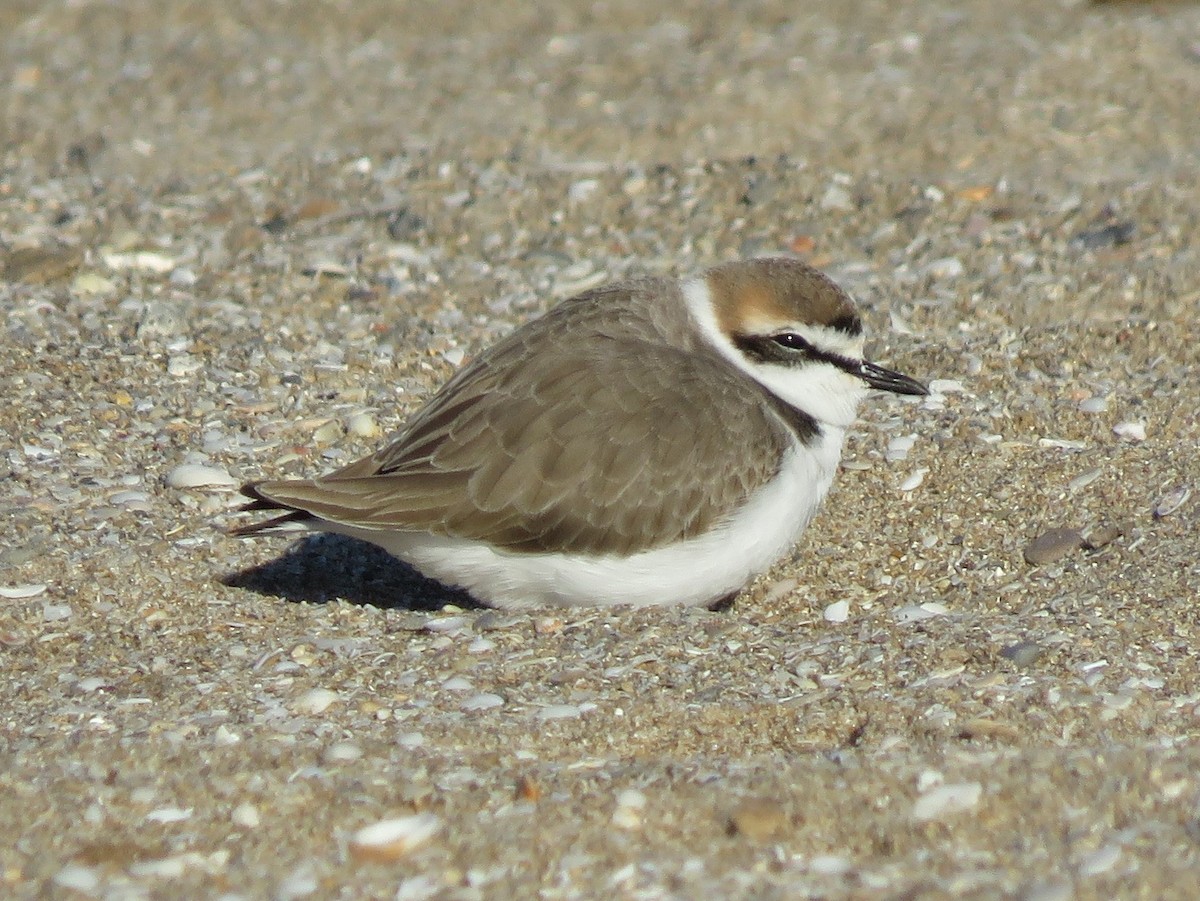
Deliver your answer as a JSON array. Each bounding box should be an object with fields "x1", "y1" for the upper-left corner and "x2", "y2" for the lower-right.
[{"x1": 221, "y1": 534, "x2": 481, "y2": 611}]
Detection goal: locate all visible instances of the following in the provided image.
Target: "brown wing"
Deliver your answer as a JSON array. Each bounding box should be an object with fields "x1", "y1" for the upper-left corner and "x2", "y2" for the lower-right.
[{"x1": 244, "y1": 336, "x2": 790, "y2": 557}]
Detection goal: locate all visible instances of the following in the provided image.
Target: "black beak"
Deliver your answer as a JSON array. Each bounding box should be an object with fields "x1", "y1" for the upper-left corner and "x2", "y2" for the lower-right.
[{"x1": 855, "y1": 360, "x2": 928, "y2": 396}]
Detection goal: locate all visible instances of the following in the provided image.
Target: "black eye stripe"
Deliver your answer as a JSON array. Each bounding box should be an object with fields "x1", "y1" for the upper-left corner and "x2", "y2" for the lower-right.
[
  {"x1": 771, "y1": 332, "x2": 811, "y2": 351},
  {"x1": 732, "y1": 332, "x2": 860, "y2": 375}
]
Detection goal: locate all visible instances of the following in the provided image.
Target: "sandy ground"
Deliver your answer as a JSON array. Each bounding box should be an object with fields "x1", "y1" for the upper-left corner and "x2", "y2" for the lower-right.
[{"x1": 3, "y1": 1, "x2": 1200, "y2": 898}]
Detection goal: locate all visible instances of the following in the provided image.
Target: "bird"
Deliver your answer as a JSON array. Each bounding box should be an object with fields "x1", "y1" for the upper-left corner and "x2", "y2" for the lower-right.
[{"x1": 231, "y1": 256, "x2": 927, "y2": 610}]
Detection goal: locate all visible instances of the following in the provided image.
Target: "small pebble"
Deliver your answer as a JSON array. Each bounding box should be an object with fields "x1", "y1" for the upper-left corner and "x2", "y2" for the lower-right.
[
  {"x1": 276, "y1": 864, "x2": 319, "y2": 899},
  {"x1": 290, "y1": 643, "x2": 319, "y2": 666},
  {"x1": 386, "y1": 612, "x2": 429, "y2": 632},
  {"x1": 424, "y1": 615, "x2": 469, "y2": 634},
  {"x1": 622, "y1": 174, "x2": 648, "y2": 196},
  {"x1": 4, "y1": 243, "x2": 80, "y2": 281},
  {"x1": 568, "y1": 178, "x2": 600, "y2": 204},
  {"x1": 1068, "y1": 468, "x2": 1102, "y2": 492},
  {"x1": 1081, "y1": 522, "x2": 1127, "y2": 550},
  {"x1": 1153, "y1": 485, "x2": 1191, "y2": 519},
  {"x1": 292, "y1": 688, "x2": 340, "y2": 715},
  {"x1": 165, "y1": 463, "x2": 237, "y2": 489},
  {"x1": 110, "y1": 489, "x2": 151, "y2": 507},
  {"x1": 513, "y1": 773, "x2": 542, "y2": 802},
  {"x1": 1073, "y1": 221, "x2": 1134, "y2": 249},
  {"x1": 917, "y1": 770, "x2": 943, "y2": 792},
  {"x1": 809, "y1": 855, "x2": 853, "y2": 876},
  {"x1": 145, "y1": 806, "x2": 193, "y2": 824},
  {"x1": 102, "y1": 250, "x2": 177, "y2": 273},
  {"x1": 763, "y1": 578, "x2": 798, "y2": 605},
  {"x1": 1077, "y1": 843, "x2": 1121, "y2": 877},
  {"x1": 890, "y1": 310, "x2": 915, "y2": 335},
  {"x1": 346, "y1": 411, "x2": 381, "y2": 438},
  {"x1": 536, "y1": 704, "x2": 582, "y2": 720},
  {"x1": 0, "y1": 543, "x2": 39, "y2": 568},
  {"x1": 1101, "y1": 692, "x2": 1133, "y2": 712},
  {"x1": 169, "y1": 266, "x2": 198, "y2": 287},
  {"x1": 886, "y1": 434, "x2": 917, "y2": 462},
  {"x1": 1024, "y1": 528, "x2": 1083, "y2": 565},
  {"x1": 232, "y1": 803, "x2": 261, "y2": 828},
  {"x1": 312, "y1": 419, "x2": 342, "y2": 443},
  {"x1": 615, "y1": 788, "x2": 647, "y2": 811},
  {"x1": 727, "y1": 798, "x2": 788, "y2": 841},
  {"x1": 395, "y1": 876, "x2": 442, "y2": 901},
  {"x1": 819, "y1": 183, "x2": 854, "y2": 212},
  {"x1": 130, "y1": 856, "x2": 196, "y2": 879},
  {"x1": 823, "y1": 600, "x2": 850, "y2": 623},
  {"x1": 1001, "y1": 641, "x2": 1045, "y2": 667},
  {"x1": 467, "y1": 637, "x2": 495, "y2": 654},
  {"x1": 1112, "y1": 420, "x2": 1146, "y2": 441},
  {"x1": 1022, "y1": 879, "x2": 1074, "y2": 901},
  {"x1": 923, "y1": 256, "x2": 964, "y2": 280},
  {"x1": 302, "y1": 260, "x2": 349, "y2": 277},
  {"x1": 911, "y1": 782, "x2": 982, "y2": 822},
  {"x1": 42, "y1": 603, "x2": 72, "y2": 622},
  {"x1": 461, "y1": 693, "x2": 504, "y2": 711},
  {"x1": 899, "y1": 468, "x2": 928, "y2": 491},
  {"x1": 895, "y1": 602, "x2": 949, "y2": 623},
  {"x1": 957, "y1": 718, "x2": 1021, "y2": 741},
  {"x1": 0, "y1": 583, "x2": 47, "y2": 599},
  {"x1": 72, "y1": 272, "x2": 117, "y2": 295},
  {"x1": 167, "y1": 354, "x2": 202, "y2": 377},
  {"x1": 212, "y1": 722, "x2": 240, "y2": 744},
  {"x1": 1038, "y1": 437, "x2": 1086, "y2": 451},
  {"x1": 475, "y1": 611, "x2": 525, "y2": 631},
  {"x1": 323, "y1": 741, "x2": 364, "y2": 763},
  {"x1": 53, "y1": 864, "x2": 101, "y2": 892},
  {"x1": 612, "y1": 789, "x2": 647, "y2": 830},
  {"x1": 348, "y1": 813, "x2": 441, "y2": 862},
  {"x1": 1078, "y1": 396, "x2": 1108, "y2": 414}
]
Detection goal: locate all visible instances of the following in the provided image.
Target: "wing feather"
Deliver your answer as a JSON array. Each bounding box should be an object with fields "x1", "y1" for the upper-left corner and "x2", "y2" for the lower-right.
[{"x1": 245, "y1": 286, "x2": 794, "y2": 556}]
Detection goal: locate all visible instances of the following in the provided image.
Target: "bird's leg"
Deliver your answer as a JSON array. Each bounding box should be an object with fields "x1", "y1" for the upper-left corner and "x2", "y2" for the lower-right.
[{"x1": 706, "y1": 591, "x2": 739, "y2": 612}]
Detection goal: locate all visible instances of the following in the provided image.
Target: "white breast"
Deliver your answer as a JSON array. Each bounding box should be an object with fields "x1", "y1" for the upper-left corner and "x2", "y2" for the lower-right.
[{"x1": 324, "y1": 427, "x2": 846, "y2": 609}]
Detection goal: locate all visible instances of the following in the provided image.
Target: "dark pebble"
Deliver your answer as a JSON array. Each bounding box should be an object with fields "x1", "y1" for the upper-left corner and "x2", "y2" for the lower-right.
[{"x1": 1024, "y1": 528, "x2": 1084, "y2": 565}]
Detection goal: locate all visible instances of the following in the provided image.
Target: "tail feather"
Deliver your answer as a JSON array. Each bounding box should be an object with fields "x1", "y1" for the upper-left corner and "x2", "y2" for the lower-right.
[
  {"x1": 228, "y1": 482, "x2": 315, "y2": 536},
  {"x1": 228, "y1": 509, "x2": 314, "y2": 536},
  {"x1": 238, "y1": 481, "x2": 276, "y2": 506}
]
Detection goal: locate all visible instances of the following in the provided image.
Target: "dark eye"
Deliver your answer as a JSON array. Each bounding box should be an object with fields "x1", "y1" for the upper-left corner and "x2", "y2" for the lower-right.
[{"x1": 771, "y1": 332, "x2": 811, "y2": 352}]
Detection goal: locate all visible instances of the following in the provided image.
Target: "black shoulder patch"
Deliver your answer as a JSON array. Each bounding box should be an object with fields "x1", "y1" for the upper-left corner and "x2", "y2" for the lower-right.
[
  {"x1": 759, "y1": 388, "x2": 821, "y2": 445},
  {"x1": 829, "y1": 313, "x2": 863, "y2": 336}
]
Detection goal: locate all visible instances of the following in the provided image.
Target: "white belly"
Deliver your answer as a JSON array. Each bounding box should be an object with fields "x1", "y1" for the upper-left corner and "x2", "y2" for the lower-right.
[{"x1": 320, "y1": 430, "x2": 844, "y2": 609}]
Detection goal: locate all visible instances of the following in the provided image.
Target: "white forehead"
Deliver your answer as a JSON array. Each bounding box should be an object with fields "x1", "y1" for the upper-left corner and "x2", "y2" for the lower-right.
[{"x1": 786, "y1": 322, "x2": 866, "y2": 360}]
